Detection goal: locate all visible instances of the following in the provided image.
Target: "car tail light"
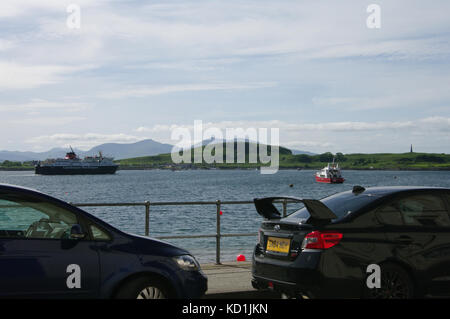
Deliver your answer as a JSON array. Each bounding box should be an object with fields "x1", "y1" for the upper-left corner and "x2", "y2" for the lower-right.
[{"x1": 301, "y1": 231, "x2": 343, "y2": 250}]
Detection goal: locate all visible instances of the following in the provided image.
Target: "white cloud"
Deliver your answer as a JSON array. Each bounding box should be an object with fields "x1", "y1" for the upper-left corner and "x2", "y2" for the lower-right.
[
  {"x1": 0, "y1": 98, "x2": 89, "y2": 112},
  {"x1": 100, "y1": 82, "x2": 277, "y2": 99},
  {"x1": 11, "y1": 116, "x2": 86, "y2": 126},
  {"x1": 0, "y1": 39, "x2": 14, "y2": 51},
  {"x1": 282, "y1": 121, "x2": 416, "y2": 132},
  {"x1": 26, "y1": 132, "x2": 144, "y2": 150},
  {"x1": 312, "y1": 83, "x2": 450, "y2": 111},
  {"x1": 18, "y1": 0, "x2": 449, "y2": 67},
  {"x1": 0, "y1": 62, "x2": 95, "y2": 90},
  {"x1": 420, "y1": 116, "x2": 450, "y2": 131},
  {"x1": 135, "y1": 117, "x2": 450, "y2": 153},
  {"x1": 0, "y1": 0, "x2": 108, "y2": 18},
  {"x1": 136, "y1": 118, "x2": 445, "y2": 134},
  {"x1": 1, "y1": 0, "x2": 449, "y2": 154}
]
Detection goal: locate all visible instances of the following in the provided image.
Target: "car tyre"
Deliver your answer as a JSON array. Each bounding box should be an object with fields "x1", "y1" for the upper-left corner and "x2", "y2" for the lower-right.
[
  {"x1": 115, "y1": 276, "x2": 171, "y2": 299},
  {"x1": 363, "y1": 263, "x2": 414, "y2": 299}
]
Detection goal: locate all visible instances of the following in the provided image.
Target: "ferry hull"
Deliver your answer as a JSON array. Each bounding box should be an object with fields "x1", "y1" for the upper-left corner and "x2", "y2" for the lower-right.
[
  {"x1": 35, "y1": 165, "x2": 118, "y2": 175},
  {"x1": 315, "y1": 176, "x2": 345, "y2": 184}
]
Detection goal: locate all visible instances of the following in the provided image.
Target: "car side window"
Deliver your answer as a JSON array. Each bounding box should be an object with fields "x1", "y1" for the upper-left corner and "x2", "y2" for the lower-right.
[
  {"x1": 0, "y1": 194, "x2": 78, "y2": 239},
  {"x1": 90, "y1": 224, "x2": 111, "y2": 241},
  {"x1": 376, "y1": 204, "x2": 403, "y2": 225},
  {"x1": 378, "y1": 194, "x2": 450, "y2": 227}
]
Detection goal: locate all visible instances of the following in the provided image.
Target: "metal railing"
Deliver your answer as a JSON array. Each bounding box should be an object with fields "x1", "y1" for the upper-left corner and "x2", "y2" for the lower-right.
[{"x1": 72, "y1": 199, "x2": 291, "y2": 264}]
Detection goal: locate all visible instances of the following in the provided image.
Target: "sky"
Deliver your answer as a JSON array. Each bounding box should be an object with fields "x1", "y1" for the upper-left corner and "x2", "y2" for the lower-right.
[{"x1": 0, "y1": 0, "x2": 449, "y2": 154}]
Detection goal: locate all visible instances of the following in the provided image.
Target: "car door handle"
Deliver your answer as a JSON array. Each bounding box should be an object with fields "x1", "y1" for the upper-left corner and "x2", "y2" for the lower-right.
[{"x1": 393, "y1": 236, "x2": 413, "y2": 244}]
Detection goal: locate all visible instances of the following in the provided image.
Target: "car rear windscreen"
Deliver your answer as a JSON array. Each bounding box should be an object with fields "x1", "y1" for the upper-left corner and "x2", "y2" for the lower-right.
[{"x1": 286, "y1": 191, "x2": 382, "y2": 222}]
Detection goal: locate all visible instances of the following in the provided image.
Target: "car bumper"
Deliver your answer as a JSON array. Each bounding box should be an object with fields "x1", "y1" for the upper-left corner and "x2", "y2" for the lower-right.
[
  {"x1": 252, "y1": 248, "x2": 362, "y2": 298},
  {"x1": 177, "y1": 270, "x2": 208, "y2": 298}
]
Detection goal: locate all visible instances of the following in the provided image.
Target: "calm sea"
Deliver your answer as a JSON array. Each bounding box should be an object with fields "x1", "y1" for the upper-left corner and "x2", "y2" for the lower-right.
[{"x1": 1, "y1": 169, "x2": 450, "y2": 263}]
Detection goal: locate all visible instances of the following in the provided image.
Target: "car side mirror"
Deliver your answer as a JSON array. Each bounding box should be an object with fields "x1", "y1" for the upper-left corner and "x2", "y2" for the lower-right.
[{"x1": 70, "y1": 224, "x2": 85, "y2": 239}]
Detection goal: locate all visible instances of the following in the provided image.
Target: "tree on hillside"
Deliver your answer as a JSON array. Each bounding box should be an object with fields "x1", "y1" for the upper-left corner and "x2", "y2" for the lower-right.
[
  {"x1": 335, "y1": 152, "x2": 347, "y2": 162},
  {"x1": 319, "y1": 152, "x2": 334, "y2": 163}
]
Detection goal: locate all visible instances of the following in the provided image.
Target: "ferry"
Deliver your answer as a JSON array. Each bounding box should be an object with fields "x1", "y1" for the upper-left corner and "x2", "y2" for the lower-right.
[
  {"x1": 315, "y1": 159, "x2": 345, "y2": 184},
  {"x1": 35, "y1": 147, "x2": 118, "y2": 175}
]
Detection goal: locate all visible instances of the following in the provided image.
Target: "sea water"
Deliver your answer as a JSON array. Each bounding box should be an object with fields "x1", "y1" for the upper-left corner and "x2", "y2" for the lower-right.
[{"x1": 1, "y1": 169, "x2": 449, "y2": 262}]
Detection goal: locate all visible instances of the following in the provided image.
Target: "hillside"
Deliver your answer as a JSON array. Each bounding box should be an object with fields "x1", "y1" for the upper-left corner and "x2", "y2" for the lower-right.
[
  {"x1": 0, "y1": 139, "x2": 174, "y2": 161},
  {"x1": 84, "y1": 139, "x2": 173, "y2": 160},
  {"x1": 117, "y1": 141, "x2": 292, "y2": 169},
  {"x1": 2, "y1": 143, "x2": 449, "y2": 171},
  {"x1": 116, "y1": 150, "x2": 450, "y2": 170}
]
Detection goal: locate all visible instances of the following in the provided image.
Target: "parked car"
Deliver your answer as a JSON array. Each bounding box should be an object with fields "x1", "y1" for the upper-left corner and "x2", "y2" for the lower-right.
[
  {"x1": 0, "y1": 184, "x2": 207, "y2": 299},
  {"x1": 252, "y1": 186, "x2": 450, "y2": 299}
]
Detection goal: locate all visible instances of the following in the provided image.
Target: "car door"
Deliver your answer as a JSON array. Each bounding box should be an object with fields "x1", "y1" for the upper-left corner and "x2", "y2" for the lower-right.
[
  {"x1": 0, "y1": 191, "x2": 100, "y2": 298},
  {"x1": 376, "y1": 191, "x2": 450, "y2": 296}
]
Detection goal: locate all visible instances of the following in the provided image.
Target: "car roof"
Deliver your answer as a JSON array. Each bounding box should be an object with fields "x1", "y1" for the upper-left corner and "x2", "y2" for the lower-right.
[
  {"x1": 0, "y1": 183, "x2": 43, "y2": 194},
  {"x1": 350, "y1": 186, "x2": 449, "y2": 196},
  {"x1": 0, "y1": 183, "x2": 125, "y2": 233}
]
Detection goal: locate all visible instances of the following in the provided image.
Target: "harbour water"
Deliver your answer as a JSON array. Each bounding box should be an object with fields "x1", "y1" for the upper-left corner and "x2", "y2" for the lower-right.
[{"x1": 1, "y1": 169, "x2": 450, "y2": 262}]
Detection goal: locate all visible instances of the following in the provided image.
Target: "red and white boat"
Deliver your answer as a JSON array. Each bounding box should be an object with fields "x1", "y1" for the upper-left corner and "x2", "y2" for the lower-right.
[{"x1": 315, "y1": 160, "x2": 345, "y2": 184}]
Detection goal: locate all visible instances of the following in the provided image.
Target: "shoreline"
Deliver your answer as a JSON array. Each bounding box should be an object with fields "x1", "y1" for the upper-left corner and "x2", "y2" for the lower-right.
[{"x1": 2, "y1": 167, "x2": 450, "y2": 172}]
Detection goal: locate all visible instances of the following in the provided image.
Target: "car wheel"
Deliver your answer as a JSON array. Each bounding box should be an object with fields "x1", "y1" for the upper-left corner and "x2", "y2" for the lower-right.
[
  {"x1": 364, "y1": 263, "x2": 414, "y2": 299},
  {"x1": 115, "y1": 276, "x2": 171, "y2": 299}
]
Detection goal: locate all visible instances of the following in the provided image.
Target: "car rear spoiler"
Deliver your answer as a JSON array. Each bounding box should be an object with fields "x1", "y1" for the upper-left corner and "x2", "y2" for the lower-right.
[{"x1": 253, "y1": 196, "x2": 337, "y2": 221}]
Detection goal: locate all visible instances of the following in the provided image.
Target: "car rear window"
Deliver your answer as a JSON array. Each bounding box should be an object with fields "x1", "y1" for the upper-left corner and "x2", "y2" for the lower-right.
[{"x1": 286, "y1": 191, "x2": 382, "y2": 222}]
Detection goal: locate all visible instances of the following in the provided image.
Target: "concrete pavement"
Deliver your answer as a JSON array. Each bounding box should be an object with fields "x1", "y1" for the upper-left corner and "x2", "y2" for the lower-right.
[{"x1": 201, "y1": 261, "x2": 280, "y2": 299}]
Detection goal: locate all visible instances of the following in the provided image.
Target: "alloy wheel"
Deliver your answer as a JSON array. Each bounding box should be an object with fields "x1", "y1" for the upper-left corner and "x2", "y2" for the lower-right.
[
  {"x1": 137, "y1": 286, "x2": 166, "y2": 299},
  {"x1": 367, "y1": 267, "x2": 412, "y2": 299}
]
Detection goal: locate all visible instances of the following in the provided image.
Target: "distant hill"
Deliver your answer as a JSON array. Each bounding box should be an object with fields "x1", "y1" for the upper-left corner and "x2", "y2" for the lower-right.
[
  {"x1": 0, "y1": 138, "x2": 314, "y2": 163},
  {"x1": 116, "y1": 149, "x2": 450, "y2": 170},
  {"x1": 290, "y1": 149, "x2": 316, "y2": 155},
  {"x1": 0, "y1": 147, "x2": 83, "y2": 162},
  {"x1": 117, "y1": 140, "x2": 293, "y2": 167},
  {"x1": 193, "y1": 138, "x2": 314, "y2": 155},
  {"x1": 82, "y1": 139, "x2": 174, "y2": 160},
  {"x1": 0, "y1": 139, "x2": 174, "y2": 162}
]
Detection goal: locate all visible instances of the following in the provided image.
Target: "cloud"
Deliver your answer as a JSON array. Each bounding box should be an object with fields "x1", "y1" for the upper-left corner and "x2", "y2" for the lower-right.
[
  {"x1": 128, "y1": 58, "x2": 244, "y2": 72},
  {"x1": 282, "y1": 121, "x2": 416, "y2": 132},
  {"x1": 0, "y1": 98, "x2": 89, "y2": 112},
  {"x1": 0, "y1": 0, "x2": 107, "y2": 18},
  {"x1": 0, "y1": 62, "x2": 95, "y2": 90},
  {"x1": 100, "y1": 82, "x2": 277, "y2": 98},
  {"x1": 13, "y1": 0, "x2": 448, "y2": 68},
  {"x1": 1, "y1": 0, "x2": 450, "y2": 154},
  {"x1": 135, "y1": 117, "x2": 450, "y2": 153},
  {"x1": 136, "y1": 118, "x2": 443, "y2": 134},
  {"x1": 11, "y1": 116, "x2": 86, "y2": 126},
  {"x1": 0, "y1": 39, "x2": 14, "y2": 51},
  {"x1": 420, "y1": 116, "x2": 450, "y2": 131},
  {"x1": 26, "y1": 132, "x2": 144, "y2": 150},
  {"x1": 312, "y1": 83, "x2": 450, "y2": 111}
]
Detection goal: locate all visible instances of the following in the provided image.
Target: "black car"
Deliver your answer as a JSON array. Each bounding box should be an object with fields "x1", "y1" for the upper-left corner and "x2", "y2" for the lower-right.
[
  {"x1": 252, "y1": 186, "x2": 450, "y2": 299},
  {"x1": 0, "y1": 184, "x2": 207, "y2": 299}
]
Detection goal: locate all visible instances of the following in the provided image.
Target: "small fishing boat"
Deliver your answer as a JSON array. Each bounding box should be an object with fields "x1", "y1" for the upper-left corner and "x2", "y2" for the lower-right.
[{"x1": 315, "y1": 159, "x2": 344, "y2": 183}]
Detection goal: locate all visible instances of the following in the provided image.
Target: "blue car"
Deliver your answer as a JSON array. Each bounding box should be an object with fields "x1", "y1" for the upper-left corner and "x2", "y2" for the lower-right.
[{"x1": 0, "y1": 184, "x2": 207, "y2": 299}]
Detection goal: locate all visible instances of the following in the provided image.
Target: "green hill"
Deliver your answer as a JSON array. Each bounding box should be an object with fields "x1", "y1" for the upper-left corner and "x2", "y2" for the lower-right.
[
  {"x1": 117, "y1": 141, "x2": 291, "y2": 169},
  {"x1": 2, "y1": 146, "x2": 449, "y2": 171},
  {"x1": 115, "y1": 142, "x2": 450, "y2": 170}
]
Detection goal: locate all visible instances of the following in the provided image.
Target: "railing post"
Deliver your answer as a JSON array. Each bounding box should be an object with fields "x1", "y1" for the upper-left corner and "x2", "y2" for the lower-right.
[
  {"x1": 282, "y1": 199, "x2": 287, "y2": 217},
  {"x1": 145, "y1": 201, "x2": 150, "y2": 236},
  {"x1": 216, "y1": 200, "x2": 221, "y2": 265}
]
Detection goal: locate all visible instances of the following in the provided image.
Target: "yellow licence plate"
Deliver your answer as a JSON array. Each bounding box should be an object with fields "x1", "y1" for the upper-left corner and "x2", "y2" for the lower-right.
[{"x1": 266, "y1": 237, "x2": 291, "y2": 254}]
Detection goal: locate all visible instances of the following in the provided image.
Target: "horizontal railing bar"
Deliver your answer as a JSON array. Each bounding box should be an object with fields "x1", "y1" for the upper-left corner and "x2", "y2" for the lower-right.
[
  {"x1": 70, "y1": 199, "x2": 293, "y2": 264},
  {"x1": 72, "y1": 199, "x2": 297, "y2": 207},
  {"x1": 220, "y1": 233, "x2": 257, "y2": 237},
  {"x1": 73, "y1": 202, "x2": 147, "y2": 207},
  {"x1": 155, "y1": 234, "x2": 217, "y2": 239},
  {"x1": 154, "y1": 232, "x2": 258, "y2": 240}
]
